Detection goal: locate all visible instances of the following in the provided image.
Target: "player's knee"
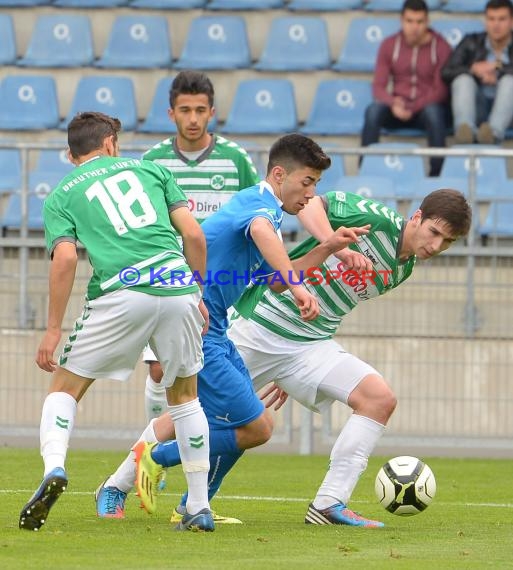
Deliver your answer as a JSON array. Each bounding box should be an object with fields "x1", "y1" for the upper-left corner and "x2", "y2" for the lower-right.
[
  {"x1": 381, "y1": 385, "x2": 397, "y2": 419},
  {"x1": 149, "y1": 361, "x2": 164, "y2": 383}
]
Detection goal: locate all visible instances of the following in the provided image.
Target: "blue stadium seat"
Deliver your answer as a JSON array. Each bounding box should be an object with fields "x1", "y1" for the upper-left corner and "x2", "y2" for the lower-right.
[
  {"x1": 139, "y1": 77, "x2": 218, "y2": 133},
  {"x1": 359, "y1": 143, "x2": 426, "y2": 198},
  {"x1": 222, "y1": 79, "x2": 297, "y2": 135},
  {"x1": 316, "y1": 153, "x2": 346, "y2": 194},
  {"x1": 63, "y1": 76, "x2": 138, "y2": 131},
  {"x1": 96, "y1": 15, "x2": 172, "y2": 69},
  {"x1": 0, "y1": 0, "x2": 48, "y2": 5},
  {"x1": 35, "y1": 149, "x2": 74, "y2": 176},
  {"x1": 2, "y1": 172, "x2": 60, "y2": 233},
  {"x1": 0, "y1": 15, "x2": 16, "y2": 65},
  {"x1": 443, "y1": 0, "x2": 487, "y2": 13},
  {"x1": 280, "y1": 212, "x2": 300, "y2": 240},
  {"x1": 254, "y1": 17, "x2": 330, "y2": 71},
  {"x1": 440, "y1": 145, "x2": 508, "y2": 199},
  {"x1": 175, "y1": 16, "x2": 250, "y2": 70},
  {"x1": 327, "y1": 176, "x2": 396, "y2": 205},
  {"x1": 365, "y1": 0, "x2": 441, "y2": 10},
  {"x1": 0, "y1": 149, "x2": 21, "y2": 194},
  {"x1": 431, "y1": 18, "x2": 485, "y2": 49},
  {"x1": 18, "y1": 15, "x2": 94, "y2": 67},
  {"x1": 333, "y1": 17, "x2": 399, "y2": 72},
  {"x1": 0, "y1": 76, "x2": 59, "y2": 130},
  {"x1": 288, "y1": 0, "x2": 361, "y2": 10},
  {"x1": 301, "y1": 79, "x2": 372, "y2": 136},
  {"x1": 480, "y1": 199, "x2": 513, "y2": 238},
  {"x1": 130, "y1": 0, "x2": 206, "y2": 6},
  {"x1": 207, "y1": 0, "x2": 285, "y2": 8},
  {"x1": 406, "y1": 175, "x2": 469, "y2": 202},
  {"x1": 53, "y1": 0, "x2": 128, "y2": 7}
]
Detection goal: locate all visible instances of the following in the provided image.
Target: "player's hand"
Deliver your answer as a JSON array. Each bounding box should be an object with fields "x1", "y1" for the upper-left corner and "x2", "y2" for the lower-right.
[
  {"x1": 36, "y1": 329, "x2": 61, "y2": 372},
  {"x1": 290, "y1": 286, "x2": 319, "y2": 321},
  {"x1": 335, "y1": 248, "x2": 373, "y2": 272},
  {"x1": 326, "y1": 225, "x2": 370, "y2": 255},
  {"x1": 198, "y1": 298, "x2": 209, "y2": 336},
  {"x1": 260, "y1": 383, "x2": 289, "y2": 411}
]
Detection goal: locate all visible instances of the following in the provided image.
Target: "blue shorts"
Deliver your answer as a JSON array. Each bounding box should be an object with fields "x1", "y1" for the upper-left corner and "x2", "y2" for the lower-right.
[{"x1": 198, "y1": 336, "x2": 265, "y2": 430}]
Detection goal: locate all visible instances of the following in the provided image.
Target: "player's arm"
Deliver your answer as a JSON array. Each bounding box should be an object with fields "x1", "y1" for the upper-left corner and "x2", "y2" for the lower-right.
[
  {"x1": 298, "y1": 196, "x2": 372, "y2": 272},
  {"x1": 169, "y1": 206, "x2": 209, "y2": 331},
  {"x1": 249, "y1": 217, "x2": 318, "y2": 321},
  {"x1": 292, "y1": 225, "x2": 370, "y2": 275},
  {"x1": 36, "y1": 241, "x2": 78, "y2": 372}
]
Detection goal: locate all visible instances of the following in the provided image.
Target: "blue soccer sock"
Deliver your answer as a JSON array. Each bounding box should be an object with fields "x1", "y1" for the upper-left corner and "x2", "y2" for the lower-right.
[
  {"x1": 179, "y1": 450, "x2": 244, "y2": 509},
  {"x1": 151, "y1": 427, "x2": 240, "y2": 468}
]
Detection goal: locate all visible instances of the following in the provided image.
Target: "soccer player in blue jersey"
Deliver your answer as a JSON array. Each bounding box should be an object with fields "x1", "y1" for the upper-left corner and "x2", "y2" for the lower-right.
[{"x1": 98, "y1": 134, "x2": 368, "y2": 523}]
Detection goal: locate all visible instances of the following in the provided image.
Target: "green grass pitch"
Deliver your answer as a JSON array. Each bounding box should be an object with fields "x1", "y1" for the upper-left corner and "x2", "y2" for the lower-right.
[{"x1": 1, "y1": 448, "x2": 512, "y2": 569}]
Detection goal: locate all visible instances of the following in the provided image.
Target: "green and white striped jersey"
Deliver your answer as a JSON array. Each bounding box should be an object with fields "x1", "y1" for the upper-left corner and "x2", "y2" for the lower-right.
[
  {"x1": 235, "y1": 191, "x2": 416, "y2": 342},
  {"x1": 44, "y1": 156, "x2": 199, "y2": 300},
  {"x1": 143, "y1": 134, "x2": 259, "y2": 222}
]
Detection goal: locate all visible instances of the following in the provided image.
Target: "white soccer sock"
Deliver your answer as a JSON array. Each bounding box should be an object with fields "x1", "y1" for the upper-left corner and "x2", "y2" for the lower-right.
[
  {"x1": 168, "y1": 398, "x2": 210, "y2": 515},
  {"x1": 106, "y1": 419, "x2": 158, "y2": 492},
  {"x1": 313, "y1": 414, "x2": 385, "y2": 510},
  {"x1": 40, "y1": 392, "x2": 77, "y2": 476},
  {"x1": 144, "y1": 374, "x2": 168, "y2": 422}
]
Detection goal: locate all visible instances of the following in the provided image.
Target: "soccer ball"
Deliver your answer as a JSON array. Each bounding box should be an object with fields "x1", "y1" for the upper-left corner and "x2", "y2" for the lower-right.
[{"x1": 374, "y1": 455, "x2": 436, "y2": 516}]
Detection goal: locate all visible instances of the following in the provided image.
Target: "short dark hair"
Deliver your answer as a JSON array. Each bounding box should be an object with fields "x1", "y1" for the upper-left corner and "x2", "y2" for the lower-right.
[
  {"x1": 485, "y1": 0, "x2": 513, "y2": 15},
  {"x1": 267, "y1": 134, "x2": 331, "y2": 175},
  {"x1": 67, "y1": 111, "x2": 121, "y2": 160},
  {"x1": 419, "y1": 189, "x2": 472, "y2": 237},
  {"x1": 169, "y1": 71, "x2": 215, "y2": 108},
  {"x1": 401, "y1": 0, "x2": 428, "y2": 14}
]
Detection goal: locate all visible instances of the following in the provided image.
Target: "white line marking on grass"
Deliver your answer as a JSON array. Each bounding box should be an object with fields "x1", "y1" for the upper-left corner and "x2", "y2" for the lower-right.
[{"x1": 3, "y1": 489, "x2": 513, "y2": 509}]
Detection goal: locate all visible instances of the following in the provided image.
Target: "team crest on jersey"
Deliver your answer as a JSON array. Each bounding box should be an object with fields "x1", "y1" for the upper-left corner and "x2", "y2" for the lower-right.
[
  {"x1": 210, "y1": 174, "x2": 226, "y2": 190},
  {"x1": 334, "y1": 192, "x2": 346, "y2": 202}
]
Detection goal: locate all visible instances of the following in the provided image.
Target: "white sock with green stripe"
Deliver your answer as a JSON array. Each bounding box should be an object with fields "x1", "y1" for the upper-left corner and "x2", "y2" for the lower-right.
[
  {"x1": 168, "y1": 398, "x2": 210, "y2": 515},
  {"x1": 40, "y1": 392, "x2": 77, "y2": 476},
  {"x1": 313, "y1": 414, "x2": 385, "y2": 510}
]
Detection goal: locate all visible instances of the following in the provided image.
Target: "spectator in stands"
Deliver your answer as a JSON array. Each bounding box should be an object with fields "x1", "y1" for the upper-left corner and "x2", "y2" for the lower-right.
[
  {"x1": 361, "y1": 0, "x2": 452, "y2": 176},
  {"x1": 441, "y1": 0, "x2": 513, "y2": 145}
]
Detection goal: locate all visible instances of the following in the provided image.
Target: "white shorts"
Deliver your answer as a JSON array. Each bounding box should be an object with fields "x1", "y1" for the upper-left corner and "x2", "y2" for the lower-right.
[
  {"x1": 142, "y1": 345, "x2": 158, "y2": 362},
  {"x1": 60, "y1": 289, "x2": 204, "y2": 387},
  {"x1": 227, "y1": 316, "x2": 380, "y2": 413}
]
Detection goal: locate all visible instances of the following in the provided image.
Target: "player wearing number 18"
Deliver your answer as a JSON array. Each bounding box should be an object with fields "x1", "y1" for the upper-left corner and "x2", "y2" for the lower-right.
[{"x1": 19, "y1": 111, "x2": 213, "y2": 532}]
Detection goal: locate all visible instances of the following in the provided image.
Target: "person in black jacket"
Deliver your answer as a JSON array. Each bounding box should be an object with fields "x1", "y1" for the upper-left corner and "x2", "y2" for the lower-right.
[{"x1": 441, "y1": 0, "x2": 513, "y2": 144}]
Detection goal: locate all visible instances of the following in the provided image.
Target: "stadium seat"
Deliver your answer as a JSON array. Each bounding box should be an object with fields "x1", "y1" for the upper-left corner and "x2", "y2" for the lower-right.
[
  {"x1": 207, "y1": 0, "x2": 285, "y2": 9},
  {"x1": 288, "y1": 0, "x2": 361, "y2": 10},
  {"x1": 130, "y1": 0, "x2": 206, "y2": 6},
  {"x1": 327, "y1": 175, "x2": 396, "y2": 204},
  {"x1": 0, "y1": 0, "x2": 48, "y2": 5},
  {"x1": 222, "y1": 79, "x2": 297, "y2": 135},
  {"x1": 365, "y1": 0, "x2": 441, "y2": 10},
  {"x1": 138, "y1": 76, "x2": 218, "y2": 133},
  {"x1": 333, "y1": 17, "x2": 400, "y2": 72},
  {"x1": 301, "y1": 79, "x2": 372, "y2": 136},
  {"x1": 1, "y1": 172, "x2": 60, "y2": 234},
  {"x1": 53, "y1": 0, "x2": 128, "y2": 7},
  {"x1": 316, "y1": 153, "x2": 346, "y2": 194},
  {"x1": 443, "y1": 0, "x2": 487, "y2": 13},
  {"x1": 18, "y1": 15, "x2": 94, "y2": 67},
  {"x1": 480, "y1": 200, "x2": 513, "y2": 239},
  {"x1": 63, "y1": 76, "x2": 138, "y2": 131},
  {"x1": 359, "y1": 143, "x2": 426, "y2": 198},
  {"x1": 0, "y1": 149, "x2": 21, "y2": 194},
  {"x1": 255, "y1": 16, "x2": 331, "y2": 71},
  {"x1": 431, "y1": 18, "x2": 485, "y2": 49},
  {"x1": 174, "y1": 16, "x2": 250, "y2": 70},
  {"x1": 440, "y1": 145, "x2": 508, "y2": 199},
  {"x1": 96, "y1": 15, "x2": 172, "y2": 69},
  {"x1": 0, "y1": 14, "x2": 16, "y2": 65},
  {"x1": 407, "y1": 175, "x2": 469, "y2": 201},
  {"x1": 0, "y1": 75, "x2": 59, "y2": 130},
  {"x1": 35, "y1": 149, "x2": 74, "y2": 176}
]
